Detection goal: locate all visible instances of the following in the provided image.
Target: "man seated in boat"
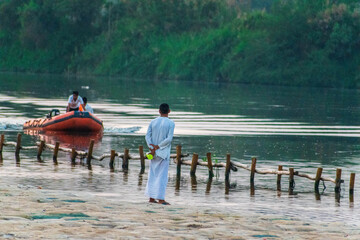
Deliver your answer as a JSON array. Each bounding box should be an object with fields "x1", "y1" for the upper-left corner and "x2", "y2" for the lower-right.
[
  {"x1": 79, "y1": 97, "x2": 94, "y2": 114},
  {"x1": 66, "y1": 91, "x2": 85, "y2": 112}
]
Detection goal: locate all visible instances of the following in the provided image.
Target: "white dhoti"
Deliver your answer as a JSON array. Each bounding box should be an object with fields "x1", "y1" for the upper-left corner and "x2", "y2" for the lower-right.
[{"x1": 145, "y1": 156, "x2": 169, "y2": 200}]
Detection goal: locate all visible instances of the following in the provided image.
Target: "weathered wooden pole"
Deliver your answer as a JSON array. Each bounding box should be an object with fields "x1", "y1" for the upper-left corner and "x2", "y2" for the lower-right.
[
  {"x1": 139, "y1": 145, "x2": 145, "y2": 174},
  {"x1": 314, "y1": 167, "x2": 323, "y2": 192},
  {"x1": 250, "y1": 157, "x2": 257, "y2": 185},
  {"x1": 335, "y1": 168, "x2": 342, "y2": 203},
  {"x1": 176, "y1": 145, "x2": 182, "y2": 178},
  {"x1": 190, "y1": 153, "x2": 199, "y2": 177},
  {"x1": 250, "y1": 157, "x2": 257, "y2": 196},
  {"x1": 15, "y1": 133, "x2": 22, "y2": 158},
  {"x1": 53, "y1": 142, "x2": 60, "y2": 163},
  {"x1": 86, "y1": 139, "x2": 95, "y2": 166},
  {"x1": 289, "y1": 168, "x2": 295, "y2": 195},
  {"x1": 109, "y1": 149, "x2": 116, "y2": 170},
  {"x1": 0, "y1": 134, "x2": 5, "y2": 153},
  {"x1": 206, "y1": 177, "x2": 213, "y2": 195},
  {"x1": 191, "y1": 175, "x2": 197, "y2": 192},
  {"x1": 37, "y1": 140, "x2": 45, "y2": 159},
  {"x1": 335, "y1": 168, "x2": 342, "y2": 193},
  {"x1": 206, "y1": 152, "x2": 214, "y2": 178},
  {"x1": 71, "y1": 148, "x2": 77, "y2": 164},
  {"x1": 225, "y1": 154, "x2": 231, "y2": 195},
  {"x1": 349, "y1": 173, "x2": 355, "y2": 202},
  {"x1": 122, "y1": 148, "x2": 129, "y2": 172},
  {"x1": 277, "y1": 165, "x2": 283, "y2": 191},
  {"x1": 225, "y1": 154, "x2": 231, "y2": 183}
]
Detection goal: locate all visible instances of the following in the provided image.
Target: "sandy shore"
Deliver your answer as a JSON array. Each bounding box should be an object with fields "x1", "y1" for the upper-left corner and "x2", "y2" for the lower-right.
[{"x1": 0, "y1": 184, "x2": 358, "y2": 240}]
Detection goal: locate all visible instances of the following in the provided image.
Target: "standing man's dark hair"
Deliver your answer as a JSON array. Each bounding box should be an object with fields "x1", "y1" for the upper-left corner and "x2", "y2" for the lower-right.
[
  {"x1": 73, "y1": 91, "x2": 79, "y2": 96},
  {"x1": 159, "y1": 103, "x2": 170, "y2": 114}
]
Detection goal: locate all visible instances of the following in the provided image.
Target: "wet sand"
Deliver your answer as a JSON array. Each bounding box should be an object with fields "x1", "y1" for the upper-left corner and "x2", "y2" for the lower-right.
[{"x1": 0, "y1": 184, "x2": 359, "y2": 240}]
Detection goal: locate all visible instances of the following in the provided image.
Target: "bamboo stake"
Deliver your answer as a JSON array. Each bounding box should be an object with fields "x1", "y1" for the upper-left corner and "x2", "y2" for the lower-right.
[
  {"x1": 277, "y1": 165, "x2": 283, "y2": 191},
  {"x1": 176, "y1": 145, "x2": 182, "y2": 178},
  {"x1": 122, "y1": 148, "x2": 129, "y2": 172},
  {"x1": 109, "y1": 149, "x2": 116, "y2": 170},
  {"x1": 190, "y1": 153, "x2": 198, "y2": 177},
  {"x1": 0, "y1": 134, "x2": 4, "y2": 153},
  {"x1": 139, "y1": 146, "x2": 145, "y2": 174},
  {"x1": 314, "y1": 168, "x2": 323, "y2": 192},
  {"x1": 87, "y1": 139, "x2": 95, "y2": 166},
  {"x1": 15, "y1": 133, "x2": 22, "y2": 157},
  {"x1": 335, "y1": 168, "x2": 342, "y2": 193},
  {"x1": 206, "y1": 152, "x2": 214, "y2": 178},
  {"x1": 53, "y1": 142, "x2": 60, "y2": 163},
  {"x1": 37, "y1": 140, "x2": 45, "y2": 158},
  {"x1": 289, "y1": 168, "x2": 295, "y2": 194}
]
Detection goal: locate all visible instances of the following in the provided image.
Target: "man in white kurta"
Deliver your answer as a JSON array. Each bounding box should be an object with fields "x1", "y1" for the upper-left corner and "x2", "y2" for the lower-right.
[{"x1": 145, "y1": 103, "x2": 175, "y2": 205}]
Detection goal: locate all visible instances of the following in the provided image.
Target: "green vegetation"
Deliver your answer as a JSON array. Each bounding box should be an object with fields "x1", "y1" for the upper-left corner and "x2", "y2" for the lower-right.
[{"x1": 0, "y1": 0, "x2": 360, "y2": 88}]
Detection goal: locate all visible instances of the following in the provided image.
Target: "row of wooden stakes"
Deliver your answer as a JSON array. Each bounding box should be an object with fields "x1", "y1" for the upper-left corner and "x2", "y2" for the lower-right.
[{"x1": 0, "y1": 133, "x2": 356, "y2": 201}]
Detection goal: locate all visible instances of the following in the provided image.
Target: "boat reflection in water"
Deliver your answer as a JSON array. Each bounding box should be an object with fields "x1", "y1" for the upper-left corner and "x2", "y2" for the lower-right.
[{"x1": 24, "y1": 130, "x2": 103, "y2": 150}]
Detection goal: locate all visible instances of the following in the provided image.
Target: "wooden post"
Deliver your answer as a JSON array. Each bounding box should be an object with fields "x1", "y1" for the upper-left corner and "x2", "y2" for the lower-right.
[
  {"x1": 176, "y1": 145, "x2": 182, "y2": 178},
  {"x1": 250, "y1": 157, "x2": 256, "y2": 196},
  {"x1": 190, "y1": 153, "x2": 198, "y2": 177},
  {"x1": 314, "y1": 167, "x2": 323, "y2": 192},
  {"x1": 277, "y1": 165, "x2": 283, "y2": 191},
  {"x1": 175, "y1": 146, "x2": 181, "y2": 190},
  {"x1": 86, "y1": 139, "x2": 95, "y2": 166},
  {"x1": 349, "y1": 172, "x2": 355, "y2": 195},
  {"x1": 122, "y1": 148, "x2": 129, "y2": 172},
  {"x1": 37, "y1": 140, "x2": 45, "y2": 158},
  {"x1": 139, "y1": 146, "x2": 145, "y2": 174},
  {"x1": 206, "y1": 177, "x2": 213, "y2": 195},
  {"x1": 15, "y1": 133, "x2": 22, "y2": 158},
  {"x1": 225, "y1": 154, "x2": 231, "y2": 195},
  {"x1": 71, "y1": 148, "x2": 77, "y2": 164},
  {"x1": 191, "y1": 175, "x2": 197, "y2": 192},
  {"x1": 206, "y1": 152, "x2": 214, "y2": 178},
  {"x1": 335, "y1": 168, "x2": 342, "y2": 193},
  {"x1": 250, "y1": 157, "x2": 257, "y2": 185},
  {"x1": 225, "y1": 154, "x2": 231, "y2": 182},
  {"x1": 53, "y1": 142, "x2": 60, "y2": 163},
  {"x1": 289, "y1": 168, "x2": 295, "y2": 194},
  {"x1": 0, "y1": 134, "x2": 4, "y2": 153},
  {"x1": 109, "y1": 150, "x2": 116, "y2": 170}
]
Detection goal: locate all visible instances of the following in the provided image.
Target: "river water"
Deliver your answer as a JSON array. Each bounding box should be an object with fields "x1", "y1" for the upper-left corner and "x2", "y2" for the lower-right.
[{"x1": 0, "y1": 73, "x2": 360, "y2": 230}]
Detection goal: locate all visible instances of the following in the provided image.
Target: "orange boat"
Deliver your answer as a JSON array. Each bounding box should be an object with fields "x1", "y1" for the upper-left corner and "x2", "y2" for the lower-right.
[
  {"x1": 24, "y1": 130, "x2": 103, "y2": 149},
  {"x1": 23, "y1": 109, "x2": 103, "y2": 132}
]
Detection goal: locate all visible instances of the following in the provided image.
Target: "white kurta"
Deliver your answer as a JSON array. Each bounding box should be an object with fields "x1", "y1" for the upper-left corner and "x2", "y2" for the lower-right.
[{"x1": 145, "y1": 117, "x2": 175, "y2": 200}]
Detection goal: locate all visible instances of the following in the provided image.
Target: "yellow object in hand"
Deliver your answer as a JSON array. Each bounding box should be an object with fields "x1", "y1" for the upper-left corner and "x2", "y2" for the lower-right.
[{"x1": 146, "y1": 153, "x2": 153, "y2": 160}]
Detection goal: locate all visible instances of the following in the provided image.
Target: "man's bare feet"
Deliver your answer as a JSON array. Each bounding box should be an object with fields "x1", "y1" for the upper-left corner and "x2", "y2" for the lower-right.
[
  {"x1": 149, "y1": 198, "x2": 158, "y2": 203},
  {"x1": 158, "y1": 200, "x2": 170, "y2": 205}
]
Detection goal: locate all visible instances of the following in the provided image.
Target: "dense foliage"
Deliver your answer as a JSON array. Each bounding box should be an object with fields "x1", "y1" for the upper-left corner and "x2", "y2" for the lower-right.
[{"x1": 0, "y1": 0, "x2": 359, "y2": 87}]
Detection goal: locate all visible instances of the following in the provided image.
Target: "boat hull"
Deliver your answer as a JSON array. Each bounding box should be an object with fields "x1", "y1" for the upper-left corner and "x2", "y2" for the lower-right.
[{"x1": 23, "y1": 111, "x2": 103, "y2": 132}]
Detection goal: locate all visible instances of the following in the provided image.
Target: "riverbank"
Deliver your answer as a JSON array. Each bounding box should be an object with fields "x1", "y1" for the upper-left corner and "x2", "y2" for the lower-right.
[
  {"x1": 0, "y1": 184, "x2": 358, "y2": 240},
  {"x1": 1, "y1": 0, "x2": 360, "y2": 88}
]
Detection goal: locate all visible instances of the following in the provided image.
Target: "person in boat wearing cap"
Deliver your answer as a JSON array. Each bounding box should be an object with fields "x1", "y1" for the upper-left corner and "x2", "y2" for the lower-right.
[
  {"x1": 66, "y1": 91, "x2": 85, "y2": 112},
  {"x1": 79, "y1": 97, "x2": 94, "y2": 114},
  {"x1": 145, "y1": 103, "x2": 175, "y2": 205}
]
